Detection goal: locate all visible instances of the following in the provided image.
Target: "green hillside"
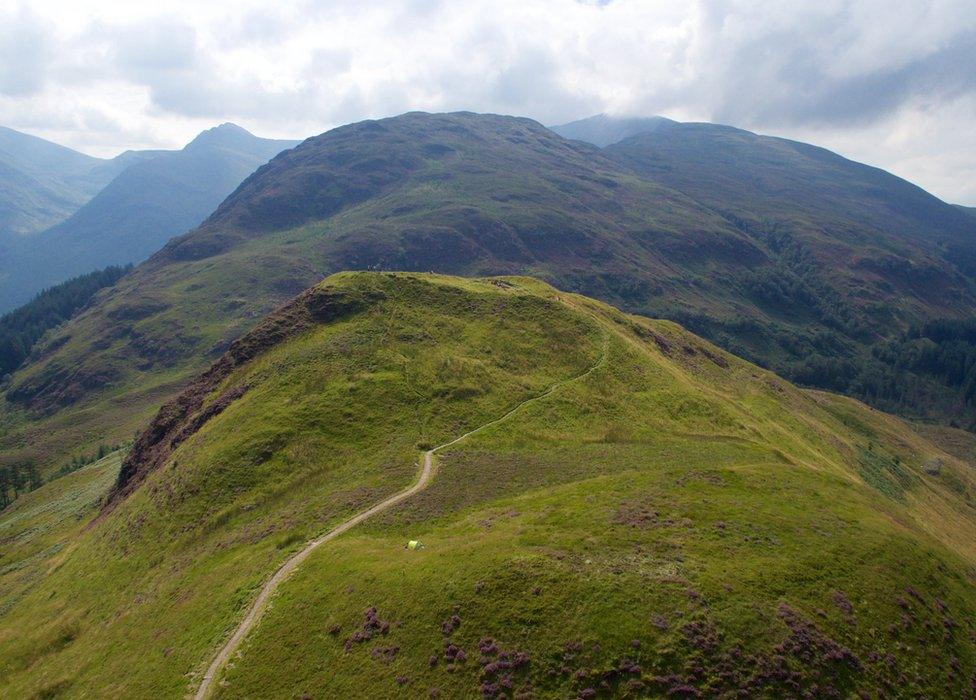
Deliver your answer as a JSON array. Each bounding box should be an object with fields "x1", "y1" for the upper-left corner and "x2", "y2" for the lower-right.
[
  {"x1": 0, "y1": 112, "x2": 761, "y2": 475},
  {"x1": 2, "y1": 273, "x2": 975, "y2": 698},
  {"x1": 5, "y1": 112, "x2": 976, "y2": 482}
]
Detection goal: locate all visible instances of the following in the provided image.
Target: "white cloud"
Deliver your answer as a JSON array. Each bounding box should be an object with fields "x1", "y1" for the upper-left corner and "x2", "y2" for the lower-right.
[
  {"x1": 0, "y1": 0, "x2": 974, "y2": 204},
  {"x1": 0, "y1": 6, "x2": 51, "y2": 96}
]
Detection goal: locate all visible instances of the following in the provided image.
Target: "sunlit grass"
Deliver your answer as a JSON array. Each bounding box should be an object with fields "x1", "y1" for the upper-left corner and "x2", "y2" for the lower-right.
[{"x1": 1, "y1": 273, "x2": 974, "y2": 698}]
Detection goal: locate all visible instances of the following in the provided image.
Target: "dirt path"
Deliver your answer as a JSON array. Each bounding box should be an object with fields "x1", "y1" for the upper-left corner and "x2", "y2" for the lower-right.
[{"x1": 193, "y1": 338, "x2": 606, "y2": 699}]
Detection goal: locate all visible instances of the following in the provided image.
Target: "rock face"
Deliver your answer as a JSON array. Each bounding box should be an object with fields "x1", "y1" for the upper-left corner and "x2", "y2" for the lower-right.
[{"x1": 924, "y1": 458, "x2": 943, "y2": 475}]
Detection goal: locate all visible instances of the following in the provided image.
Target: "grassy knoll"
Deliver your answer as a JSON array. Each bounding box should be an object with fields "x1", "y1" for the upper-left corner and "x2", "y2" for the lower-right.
[{"x1": 1, "y1": 273, "x2": 974, "y2": 698}]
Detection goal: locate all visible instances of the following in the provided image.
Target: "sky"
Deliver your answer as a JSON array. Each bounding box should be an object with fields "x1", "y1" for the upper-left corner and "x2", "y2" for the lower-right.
[{"x1": 2, "y1": 0, "x2": 975, "y2": 205}]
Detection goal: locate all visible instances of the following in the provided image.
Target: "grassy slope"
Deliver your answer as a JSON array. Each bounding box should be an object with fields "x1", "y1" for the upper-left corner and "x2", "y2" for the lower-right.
[
  {"x1": 0, "y1": 452, "x2": 122, "y2": 618},
  {"x1": 1, "y1": 273, "x2": 975, "y2": 698}
]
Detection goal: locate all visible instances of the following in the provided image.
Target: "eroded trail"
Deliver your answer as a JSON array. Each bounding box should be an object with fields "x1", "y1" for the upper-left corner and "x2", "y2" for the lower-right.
[{"x1": 193, "y1": 334, "x2": 606, "y2": 699}]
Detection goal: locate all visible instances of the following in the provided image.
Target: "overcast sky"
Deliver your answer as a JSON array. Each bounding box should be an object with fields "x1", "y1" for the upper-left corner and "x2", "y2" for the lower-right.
[{"x1": 2, "y1": 0, "x2": 975, "y2": 205}]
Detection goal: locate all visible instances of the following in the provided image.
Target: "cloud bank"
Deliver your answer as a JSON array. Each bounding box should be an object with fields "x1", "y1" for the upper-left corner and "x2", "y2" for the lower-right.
[{"x1": 1, "y1": 0, "x2": 974, "y2": 204}]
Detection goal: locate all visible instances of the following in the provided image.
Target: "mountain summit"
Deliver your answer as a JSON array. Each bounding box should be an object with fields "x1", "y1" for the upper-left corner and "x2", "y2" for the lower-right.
[
  {"x1": 183, "y1": 122, "x2": 274, "y2": 152},
  {"x1": 550, "y1": 113, "x2": 674, "y2": 147}
]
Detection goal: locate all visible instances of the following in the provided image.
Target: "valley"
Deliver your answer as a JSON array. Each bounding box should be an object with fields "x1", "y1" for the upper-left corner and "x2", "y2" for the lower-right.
[{"x1": 3, "y1": 5, "x2": 975, "y2": 698}]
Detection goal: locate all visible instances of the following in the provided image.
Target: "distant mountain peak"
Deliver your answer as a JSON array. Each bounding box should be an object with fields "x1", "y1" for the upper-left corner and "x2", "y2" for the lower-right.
[
  {"x1": 184, "y1": 122, "x2": 258, "y2": 151},
  {"x1": 550, "y1": 113, "x2": 674, "y2": 147},
  {"x1": 0, "y1": 123, "x2": 299, "y2": 311},
  {"x1": 213, "y1": 122, "x2": 252, "y2": 134}
]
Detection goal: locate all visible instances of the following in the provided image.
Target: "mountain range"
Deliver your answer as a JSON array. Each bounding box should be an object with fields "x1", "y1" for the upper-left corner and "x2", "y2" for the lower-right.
[
  {"x1": 2, "y1": 109, "x2": 976, "y2": 699},
  {"x1": 0, "y1": 111, "x2": 974, "y2": 478},
  {"x1": 0, "y1": 126, "x2": 147, "y2": 239},
  {"x1": 0, "y1": 124, "x2": 297, "y2": 311}
]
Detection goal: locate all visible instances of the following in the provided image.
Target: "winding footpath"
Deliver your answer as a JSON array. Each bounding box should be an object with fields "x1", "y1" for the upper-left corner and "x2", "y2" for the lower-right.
[{"x1": 194, "y1": 338, "x2": 606, "y2": 699}]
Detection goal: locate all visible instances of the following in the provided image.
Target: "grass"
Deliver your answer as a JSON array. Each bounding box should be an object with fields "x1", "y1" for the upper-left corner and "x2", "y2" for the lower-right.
[
  {"x1": 855, "y1": 447, "x2": 916, "y2": 503},
  {"x1": 1, "y1": 272, "x2": 975, "y2": 698},
  {"x1": 0, "y1": 451, "x2": 122, "y2": 618}
]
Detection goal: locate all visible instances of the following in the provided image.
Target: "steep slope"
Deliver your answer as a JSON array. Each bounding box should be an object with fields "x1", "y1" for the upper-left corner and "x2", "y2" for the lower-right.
[
  {"x1": 958, "y1": 205, "x2": 976, "y2": 220},
  {"x1": 0, "y1": 124, "x2": 298, "y2": 311},
  {"x1": 550, "y1": 113, "x2": 673, "y2": 147},
  {"x1": 1, "y1": 273, "x2": 975, "y2": 699},
  {"x1": 0, "y1": 126, "x2": 126, "y2": 238},
  {"x1": 603, "y1": 120, "x2": 976, "y2": 423}
]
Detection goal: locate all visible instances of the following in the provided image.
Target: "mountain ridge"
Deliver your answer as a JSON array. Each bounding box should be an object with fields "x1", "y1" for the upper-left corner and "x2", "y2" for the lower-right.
[
  {"x1": 0, "y1": 126, "x2": 118, "y2": 238},
  {"x1": 2, "y1": 110, "x2": 974, "y2": 477}
]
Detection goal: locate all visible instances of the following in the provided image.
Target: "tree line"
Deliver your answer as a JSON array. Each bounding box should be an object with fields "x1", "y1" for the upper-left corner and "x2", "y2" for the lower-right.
[
  {"x1": 0, "y1": 442, "x2": 126, "y2": 509},
  {"x1": 0, "y1": 264, "x2": 130, "y2": 378},
  {"x1": 789, "y1": 317, "x2": 976, "y2": 429},
  {"x1": 0, "y1": 461, "x2": 42, "y2": 508}
]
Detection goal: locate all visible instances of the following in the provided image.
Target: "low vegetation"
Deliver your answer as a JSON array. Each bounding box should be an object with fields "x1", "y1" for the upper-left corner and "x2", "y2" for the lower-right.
[
  {"x1": 0, "y1": 273, "x2": 974, "y2": 698},
  {"x1": 56, "y1": 442, "x2": 129, "y2": 480},
  {"x1": 0, "y1": 450, "x2": 122, "y2": 619}
]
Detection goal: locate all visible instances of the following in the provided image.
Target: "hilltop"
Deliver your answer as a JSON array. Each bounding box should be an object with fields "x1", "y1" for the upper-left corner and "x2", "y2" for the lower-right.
[
  {"x1": 2, "y1": 111, "x2": 975, "y2": 478},
  {"x1": 1, "y1": 272, "x2": 974, "y2": 698},
  {"x1": 0, "y1": 111, "x2": 748, "y2": 472}
]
